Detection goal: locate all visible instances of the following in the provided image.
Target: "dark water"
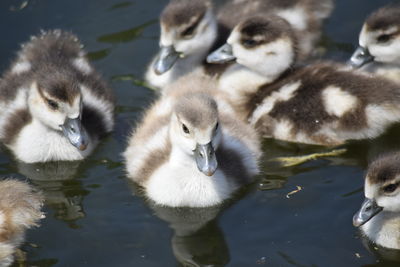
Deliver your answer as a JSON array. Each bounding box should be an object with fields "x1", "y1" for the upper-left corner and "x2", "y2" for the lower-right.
[{"x1": 1, "y1": 0, "x2": 400, "y2": 266}]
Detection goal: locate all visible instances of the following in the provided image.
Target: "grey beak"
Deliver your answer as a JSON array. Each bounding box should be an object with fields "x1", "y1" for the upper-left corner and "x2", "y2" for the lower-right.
[
  {"x1": 353, "y1": 198, "x2": 383, "y2": 227},
  {"x1": 349, "y1": 46, "x2": 374, "y2": 68},
  {"x1": 153, "y1": 45, "x2": 181, "y2": 75},
  {"x1": 207, "y1": 43, "x2": 236, "y2": 64},
  {"x1": 194, "y1": 142, "x2": 218, "y2": 176},
  {"x1": 61, "y1": 117, "x2": 89, "y2": 151}
]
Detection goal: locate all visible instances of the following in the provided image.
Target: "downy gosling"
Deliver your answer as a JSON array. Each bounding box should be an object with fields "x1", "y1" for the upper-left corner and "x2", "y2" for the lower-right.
[
  {"x1": 146, "y1": 0, "x2": 333, "y2": 90},
  {"x1": 208, "y1": 15, "x2": 400, "y2": 146},
  {"x1": 0, "y1": 30, "x2": 114, "y2": 163},
  {"x1": 124, "y1": 77, "x2": 261, "y2": 207},
  {"x1": 0, "y1": 179, "x2": 44, "y2": 267},
  {"x1": 353, "y1": 152, "x2": 400, "y2": 250},
  {"x1": 349, "y1": 4, "x2": 400, "y2": 83}
]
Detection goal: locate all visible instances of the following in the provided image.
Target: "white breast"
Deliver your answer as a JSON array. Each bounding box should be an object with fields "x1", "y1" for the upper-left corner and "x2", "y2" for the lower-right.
[
  {"x1": 10, "y1": 119, "x2": 95, "y2": 163},
  {"x1": 361, "y1": 212, "x2": 400, "y2": 249}
]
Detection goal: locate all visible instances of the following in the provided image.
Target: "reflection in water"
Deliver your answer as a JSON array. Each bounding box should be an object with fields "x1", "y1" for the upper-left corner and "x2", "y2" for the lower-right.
[
  {"x1": 17, "y1": 161, "x2": 89, "y2": 227},
  {"x1": 357, "y1": 231, "x2": 400, "y2": 265},
  {"x1": 87, "y1": 48, "x2": 112, "y2": 61},
  {"x1": 149, "y1": 203, "x2": 230, "y2": 267},
  {"x1": 97, "y1": 20, "x2": 157, "y2": 44}
]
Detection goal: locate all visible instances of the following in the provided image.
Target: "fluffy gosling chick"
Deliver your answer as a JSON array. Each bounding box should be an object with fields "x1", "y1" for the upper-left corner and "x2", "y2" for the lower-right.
[
  {"x1": 0, "y1": 179, "x2": 44, "y2": 267},
  {"x1": 124, "y1": 78, "x2": 260, "y2": 207},
  {"x1": 349, "y1": 4, "x2": 400, "y2": 83},
  {"x1": 0, "y1": 30, "x2": 114, "y2": 163},
  {"x1": 146, "y1": 0, "x2": 333, "y2": 90},
  {"x1": 208, "y1": 15, "x2": 400, "y2": 146},
  {"x1": 353, "y1": 152, "x2": 400, "y2": 250}
]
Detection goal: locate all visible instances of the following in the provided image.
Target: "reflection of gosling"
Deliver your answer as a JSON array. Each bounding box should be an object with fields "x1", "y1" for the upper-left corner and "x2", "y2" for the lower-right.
[
  {"x1": 124, "y1": 79, "x2": 260, "y2": 207},
  {"x1": 209, "y1": 15, "x2": 400, "y2": 146},
  {"x1": 349, "y1": 4, "x2": 400, "y2": 83},
  {"x1": 0, "y1": 179, "x2": 44, "y2": 266},
  {"x1": 354, "y1": 152, "x2": 400, "y2": 250},
  {"x1": 0, "y1": 30, "x2": 114, "y2": 163}
]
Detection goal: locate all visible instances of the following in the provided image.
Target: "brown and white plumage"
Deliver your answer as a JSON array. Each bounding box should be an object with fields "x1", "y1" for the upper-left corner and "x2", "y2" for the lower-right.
[
  {"x1": 349, "y1": 4, "x2": 400, "y2": 83},
  {"x1": 0, "y1": 30, "x2": 114, "y2": 163},
  {"x1": 0, "y1": 179, "x2": 44, "y2": 267},
  {"x1": 210, "y1": 15, "x2": 400, "y2": 146},
  {"x1": 146, "y1": 0, "x2": 333, "y2": 90},
  {"x1": 124, "y1": 75, "x2": 261, "y2": 207}
]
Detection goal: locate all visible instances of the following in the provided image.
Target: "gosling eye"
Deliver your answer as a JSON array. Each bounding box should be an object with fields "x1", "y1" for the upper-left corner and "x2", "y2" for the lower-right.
[
  {"x1": 377, "y1": 34, "x2": 392, "y2": 44},
  {"x1": 182, "y1": 123, "x2": 190, "y2": 134},
  {"x1": 181, "y1": 25, "x2": 196, "y2": 39},
  {"x1": 242, "y1": 39, "x2": 257, "y2": 48},
  {"x1": 383, "y1": 183, "x2": 398, "y2": 194},
  {"x1": 46, "y1": 98, "x2": 59, "y2": 110}
]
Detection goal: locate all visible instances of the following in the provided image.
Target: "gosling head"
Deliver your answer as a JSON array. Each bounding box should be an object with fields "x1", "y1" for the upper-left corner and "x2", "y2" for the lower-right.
[
  {"x1": 350, "y1": 5, "x2": 400, "y2": 68},
  {"x1": 154, "y1": 0, "x2": 218, "y2": 74},
  {"x1": 353, "y1": 153, "x2": 400, "y2": 227},
  {"x1": 28, "y1": 69, "x2": 88, "y2": 151},
  {"x1": 207, "y1": 15, "x2": 296, "y2": 78},
  {"x1": 170, "y1": 93, "x2": 221, "y2": 176}
]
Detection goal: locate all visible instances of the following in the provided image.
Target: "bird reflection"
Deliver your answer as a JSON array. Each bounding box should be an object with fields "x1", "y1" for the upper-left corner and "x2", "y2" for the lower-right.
[
  {"x1": 17, "y1": 161, "x2": 89, "y2": 227},
  {"x1": 149, "y1": 202, "x2": 230, "y2": 267}
]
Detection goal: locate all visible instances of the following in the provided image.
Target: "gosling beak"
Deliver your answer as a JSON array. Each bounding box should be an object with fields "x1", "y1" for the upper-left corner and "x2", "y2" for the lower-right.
[
  {"x1": 207, "y1": 43, "x2": 236, "y2": 64},
  {"x1": 194, "y1": 142, "x2": 218, "y2": 176},
  {"x1": 353, "y1": 198, "x2": 383, "y2": 227},
  {"x1": 61, "y1": 117, "x2": 89, "y2": 151},
  {"x1": 153, "y1": 45, "x2": 181, "y2": 75},
  {"x1": 349, "y1": 46, "x2": 374, "y2": 68}
]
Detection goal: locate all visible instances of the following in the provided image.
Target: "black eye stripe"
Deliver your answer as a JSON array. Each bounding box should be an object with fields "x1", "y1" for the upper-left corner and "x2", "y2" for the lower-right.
[
  {"x1": 46, "y1": 98, "x2": 59, "y2": 110},
  {"x1": 383, "y1": 182, "x2": 399, "y2": 193}
]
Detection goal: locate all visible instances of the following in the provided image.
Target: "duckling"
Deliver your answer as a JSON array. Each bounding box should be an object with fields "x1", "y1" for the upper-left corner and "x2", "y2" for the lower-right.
[
  {"x1": 124, "y1": 76, "x2": 261, "y2": 207},
  {"x1": 353, "y1": 152, "x2": 400, "y2": 250},
  {"x1": 146, "y1": 0, "x2": 334, "y2": 90},
  {"x1": 349, "y1": 4, "x2": 400, "y2": 84},
  {"x1": 208, "y1": 15, "x2": 400, "y2": 146},
  {"x1": 0, "y1": 179, "x2": 44, "y2": 266},
  {"x1": 0, "y1": 30, "x2": 115, "y2": 163}
]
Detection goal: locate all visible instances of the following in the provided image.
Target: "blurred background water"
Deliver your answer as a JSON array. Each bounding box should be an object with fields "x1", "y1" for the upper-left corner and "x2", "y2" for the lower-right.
[{"x1": 1, "y1": 0, "x2": 400, "y2": 266}]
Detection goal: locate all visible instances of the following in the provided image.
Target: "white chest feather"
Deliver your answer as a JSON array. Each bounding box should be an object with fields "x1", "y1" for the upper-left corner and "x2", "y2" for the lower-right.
[
  {"x1": 10, "y1": 119, "x2": 95, "y2": 163},
  {"x1": 218, "y1": 64, "x2": 271, "y2": 103},
  {"x1": 361, "y1": 212, "x2": 400, "y2": 249},
  {"x1": 145, "y1": 149, "x2": 235, "y2": 208},
  {"x1": 145, "y1": 55, "x2": 205, "y2": 89}
]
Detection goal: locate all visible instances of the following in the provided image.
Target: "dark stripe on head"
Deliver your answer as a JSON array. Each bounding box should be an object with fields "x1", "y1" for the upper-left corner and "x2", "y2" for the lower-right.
[
  {"x1": 36, "y1": 68, "x2": 80, "y2": 105},
  {"x1": 366, "y1": 4, "x2": 400, "y2": 31},
  {"x1": 238, "y1": 15, "x2": 293, "y2": 48},
  {"x1": 368, "y1": 152, "x2": 400, "y2": 184},
  {"x1": 2, "y1": 109, "x2": 32, "y2": 145},
  {"x1": 161, "y1": 0, "x2": 208, "y2": 29}
]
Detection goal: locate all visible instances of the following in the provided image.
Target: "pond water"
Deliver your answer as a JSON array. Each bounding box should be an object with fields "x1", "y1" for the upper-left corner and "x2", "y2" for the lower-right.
[{"x1": 1, "y1": 0, "x2": 400, "y2": 266}]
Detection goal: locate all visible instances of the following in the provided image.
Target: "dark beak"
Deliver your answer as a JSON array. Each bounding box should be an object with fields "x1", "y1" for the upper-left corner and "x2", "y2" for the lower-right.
[
  {"x1": 207, "y1": 43, "x2": 236, "y2": 64},
  {"x1": 153, "y1": 45, "x2": 181, "y2": 75},
  {"x1": 194, "y1": 142, "x2": 218, "y2": 176},
  {"x1": 61, "y1": 117, "x2": 89, "y2": 151},
  {"x1": 353, "y1": 198, "x2": 383, "y2": 227},
  {"x1": 349, "y1": 46, "x2": 374, "y2": 68}
]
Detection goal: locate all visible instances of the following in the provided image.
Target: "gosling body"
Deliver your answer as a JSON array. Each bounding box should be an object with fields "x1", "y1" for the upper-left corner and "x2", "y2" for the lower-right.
[
  {"x1": 209, "y1": 16, "x2": 400, "y2": 146},
  {"x1": 0, "y1": 179, "x2": 43, "y2": 267},
  {"x1": 124, "y1": 76, "x2": 260, "y2": 207},
  {"x1": 0, "y1": 30, "x2": 114, "y2": 163}
]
